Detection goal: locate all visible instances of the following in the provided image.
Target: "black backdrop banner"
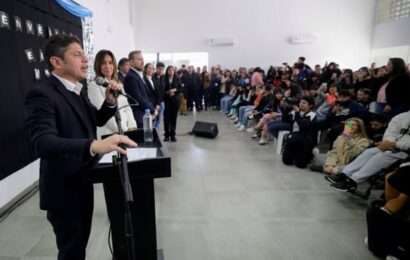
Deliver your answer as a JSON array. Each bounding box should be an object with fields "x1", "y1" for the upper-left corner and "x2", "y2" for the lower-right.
[{"x1": 0, "y1": 0, "x2": 83, "y2": 180}]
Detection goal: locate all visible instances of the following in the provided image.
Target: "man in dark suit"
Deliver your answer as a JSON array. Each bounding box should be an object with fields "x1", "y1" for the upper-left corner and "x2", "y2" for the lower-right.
[
  {"x1": 25, "y1": 35, "x2": 137, "y2": 260},
  {"x1": 183, "y1": 65, "x2": 202, "y2": 111},
  {"x1": 123, "y1": 50, "x2": 155, "y2": 127}
]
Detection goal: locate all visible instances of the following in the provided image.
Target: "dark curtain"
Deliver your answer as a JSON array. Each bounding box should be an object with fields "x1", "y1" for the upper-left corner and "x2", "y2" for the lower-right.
[{"x1": 0, "y1": 0, "x2": 82, "y2": 180}]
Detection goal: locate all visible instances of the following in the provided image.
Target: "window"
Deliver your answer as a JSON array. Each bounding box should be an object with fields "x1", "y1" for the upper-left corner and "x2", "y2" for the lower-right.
[
  {"x1": 376, "y1": 0, "x2": 410, "y2": 23},
  {"x1": 142, "y1": 52, "x2": 209, "y2": 69}
]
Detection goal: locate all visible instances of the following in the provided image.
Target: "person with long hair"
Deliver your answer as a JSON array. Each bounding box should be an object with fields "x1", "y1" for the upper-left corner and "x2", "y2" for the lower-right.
[
  {"x1": 322, "y1": 118, "x2": 369, "y2": 175},
  {"x1": 384, "y1": 58, "x2": 410, "y2": 118},
  {"x1": 376, "y1": 58, "x2": 410, "y2": 117},
  {"x1": 163, "y1": 66, "x2": 180, "y2": 142},
  {"x1": 143, "y1": 63, "x2": 161, "y2": 128},
  {"x1": 88, "y1": 50, "x2": 136, "y2": 137}
]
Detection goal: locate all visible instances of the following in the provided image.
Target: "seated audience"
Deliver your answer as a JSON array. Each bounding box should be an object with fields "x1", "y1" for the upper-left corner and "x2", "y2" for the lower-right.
[
  {"x1": 253, "y1": 89, "x2": 284, "y2": 144},
  {"x1": 320, "y1": 89, "x2": 368, "y2": 147},
  {"x1": 326, "y1": 110, "x2": 410, "y2": 191},
  {"x1": 367, "y1": 113, "x2": 388, "y2": 144}
]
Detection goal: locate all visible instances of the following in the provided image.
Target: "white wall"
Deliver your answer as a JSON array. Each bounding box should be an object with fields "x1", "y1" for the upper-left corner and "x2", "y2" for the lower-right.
[
  {"x1": 371, "y1": 45, "x2": 410, "y2": 66},
  {"x1": 133, "y1": 0, "x2": 375, "y2": 70},
  {"x1": 76, "y1": 0, "x2": 136, "y2": 59},
  {"x1": 372, "y1": 17, "x2": 410, "y2": 49},
  {"x1": 370, "y1": 17, "x2": 410, "y2": 65}
]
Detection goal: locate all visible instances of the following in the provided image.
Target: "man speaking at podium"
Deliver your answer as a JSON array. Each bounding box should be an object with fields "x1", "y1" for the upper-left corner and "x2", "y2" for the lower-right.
[{"x1": 25, "y1": 35, "x2": 137, "y2": 260}]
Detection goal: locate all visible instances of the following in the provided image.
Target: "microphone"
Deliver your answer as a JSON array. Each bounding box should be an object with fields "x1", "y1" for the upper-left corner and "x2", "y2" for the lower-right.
[
  {"x1": 95, "y1": 77, "x2": 120, "y2": 97},
  {"x1": 94, "y1": 77, "x2": 139, "y2": 105}
]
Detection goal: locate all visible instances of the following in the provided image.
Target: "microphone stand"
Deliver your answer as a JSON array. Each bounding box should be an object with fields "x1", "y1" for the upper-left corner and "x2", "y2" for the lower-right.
[{"x1": 113, "y1": 106, "x2": 137, "y2": 260}]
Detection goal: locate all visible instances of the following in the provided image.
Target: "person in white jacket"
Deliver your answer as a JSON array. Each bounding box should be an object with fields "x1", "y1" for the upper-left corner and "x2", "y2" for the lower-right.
[
  {"x1": 326, "y1": 110, "x2": 410, "y2": 191},
  {"x1": 88, "y1": 50, "x2": 137, "y2": 138}
]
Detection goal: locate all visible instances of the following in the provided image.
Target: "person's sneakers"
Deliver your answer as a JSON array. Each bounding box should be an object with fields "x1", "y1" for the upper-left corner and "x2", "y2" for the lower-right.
[
  {"x1": 238, "y1": 125, "x2": 245, "y2": 131},
  {"x1": 331, "y1": 177, "x2": 357, "y2": 192},
  {"x1": 259, "y1": 138, "x2": 268, "y2": 145},
  {"x1": 251, "y1": 133, "x2": 259, "y2": 139},
  {"x1": 234, "y1": 122, "x2": 241, "y2": 128},
  {"x1": 164, "y1": 137, "x2": 170, "y2": 142},
  {"x1": 370, "y1": 199, "x2": 386, "y2": 209},
  {"x1": 324, "y1": 174, "x2": 347, "y2": 184},
  {"x1": 312, "y1": 147, "x2": 320, "y2": 157},
  {"x1": 246, "y1": 127, "x2": 254, "y2": 133},
  {"x1": 170, "y1": 136, "x2": 177, "y2": 142}
]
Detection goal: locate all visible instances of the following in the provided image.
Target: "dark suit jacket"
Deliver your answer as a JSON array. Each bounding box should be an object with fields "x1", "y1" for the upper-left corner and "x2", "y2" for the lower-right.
[
  {"x1": 24, "y1": 75, "x2": 116, "y2": 210},
  {"x1": 152, "y1": 73, "x2": 165, "y2": 103},
  {"x1": 144, "y1": 76, "x2": 160, "y2": 107},
  {"x1": 163, "y1": 76, "x2": 181, "y2": 106},
  {"x1": 182, "y1": 72, "x2": 201, "y2": 94},
  {"x1": 123, "y1": 69, "x2": 154, "y2": 125},
  {"x1": 118, "y1": 71, "x2": 126, "y2": 83}
]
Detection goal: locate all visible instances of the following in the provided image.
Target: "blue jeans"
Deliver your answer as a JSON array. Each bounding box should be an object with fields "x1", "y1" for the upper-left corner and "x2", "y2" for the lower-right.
[
  {"x1": 220, "y1": 95, "x2": 234, "y2": 113},
  {"x1": 267, "y1": 121, "x2": 291, "y2": 137},
  {"x1": 239, "y1": 105, "x2": 254, "y2": 126}
]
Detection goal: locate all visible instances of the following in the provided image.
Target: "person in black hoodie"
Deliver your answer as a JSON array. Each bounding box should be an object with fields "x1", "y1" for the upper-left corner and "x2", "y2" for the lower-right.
[
  {"x1": 282, "y1": 96, "x2": 317, "y2": 168},
  {"x1": 163, "y1": 66, "x2": 180, "y2": 142},
  {"x1": 322, "y1": 90, "x2": 368, "y2": 147},
  {"x1": 367, "y1": 113, "x2": 387, "y2": 145}
]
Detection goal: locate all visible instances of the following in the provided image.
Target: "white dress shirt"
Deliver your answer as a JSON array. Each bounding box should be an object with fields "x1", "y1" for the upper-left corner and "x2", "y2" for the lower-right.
[{"x1": 52, "y1": 72, "x2": 83, "y2": 95}]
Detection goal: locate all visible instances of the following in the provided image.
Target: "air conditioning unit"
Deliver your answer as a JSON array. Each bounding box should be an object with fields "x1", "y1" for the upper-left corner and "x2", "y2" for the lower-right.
[
  {"x1": 288, "y1": 34, "x2": 318, "y2": 44},
  {"x1": 207, "y1": 37, "x2": 234, "y2": 47}
]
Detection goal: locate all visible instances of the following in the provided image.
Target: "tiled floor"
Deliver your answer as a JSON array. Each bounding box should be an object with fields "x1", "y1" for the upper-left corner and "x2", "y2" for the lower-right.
[{"x1": 0, "y1": 111, "x2": 377, "y2": 260}]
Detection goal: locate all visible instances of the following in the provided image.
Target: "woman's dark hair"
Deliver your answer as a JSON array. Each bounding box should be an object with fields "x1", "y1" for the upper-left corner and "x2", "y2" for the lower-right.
[
  {"x1": 272, "y1": 88, "x2": 284, "y2": 110},
  {"x1": 359, "y1": 67, "x2": 369, "y2": 77},
  {"x1": 389, "y1": 58, "x2": 407, "y2": 78},
  {"x1": 44, "y1": 34, "x2": 82, "y2": 70},
  {"x1": 165, "y1": 65, "x2": 174, "y2": 80},
  {"x1": 144, "y1": 63, "x2": 153, "y2": 74},
  {"x1": 94, "y1": 49, "x2": 118, "y2": 81}
]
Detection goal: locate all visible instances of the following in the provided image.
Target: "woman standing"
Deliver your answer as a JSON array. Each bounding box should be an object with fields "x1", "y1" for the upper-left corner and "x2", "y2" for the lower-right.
[
  {"x1": 144, "y1": 63, "x2": 161, "y2": 129},
  {"x1": 163, "y1": 66, "x2": 180, "y2": 142},
  {"x1": 88, "y1": 50, "x2": 137, "y2": 137}
]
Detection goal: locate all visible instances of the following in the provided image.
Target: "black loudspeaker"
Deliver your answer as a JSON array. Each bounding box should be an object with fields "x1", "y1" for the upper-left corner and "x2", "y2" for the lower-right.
[{"x1": 192, "y1": 121, "x2": 218, "y2": 138}]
